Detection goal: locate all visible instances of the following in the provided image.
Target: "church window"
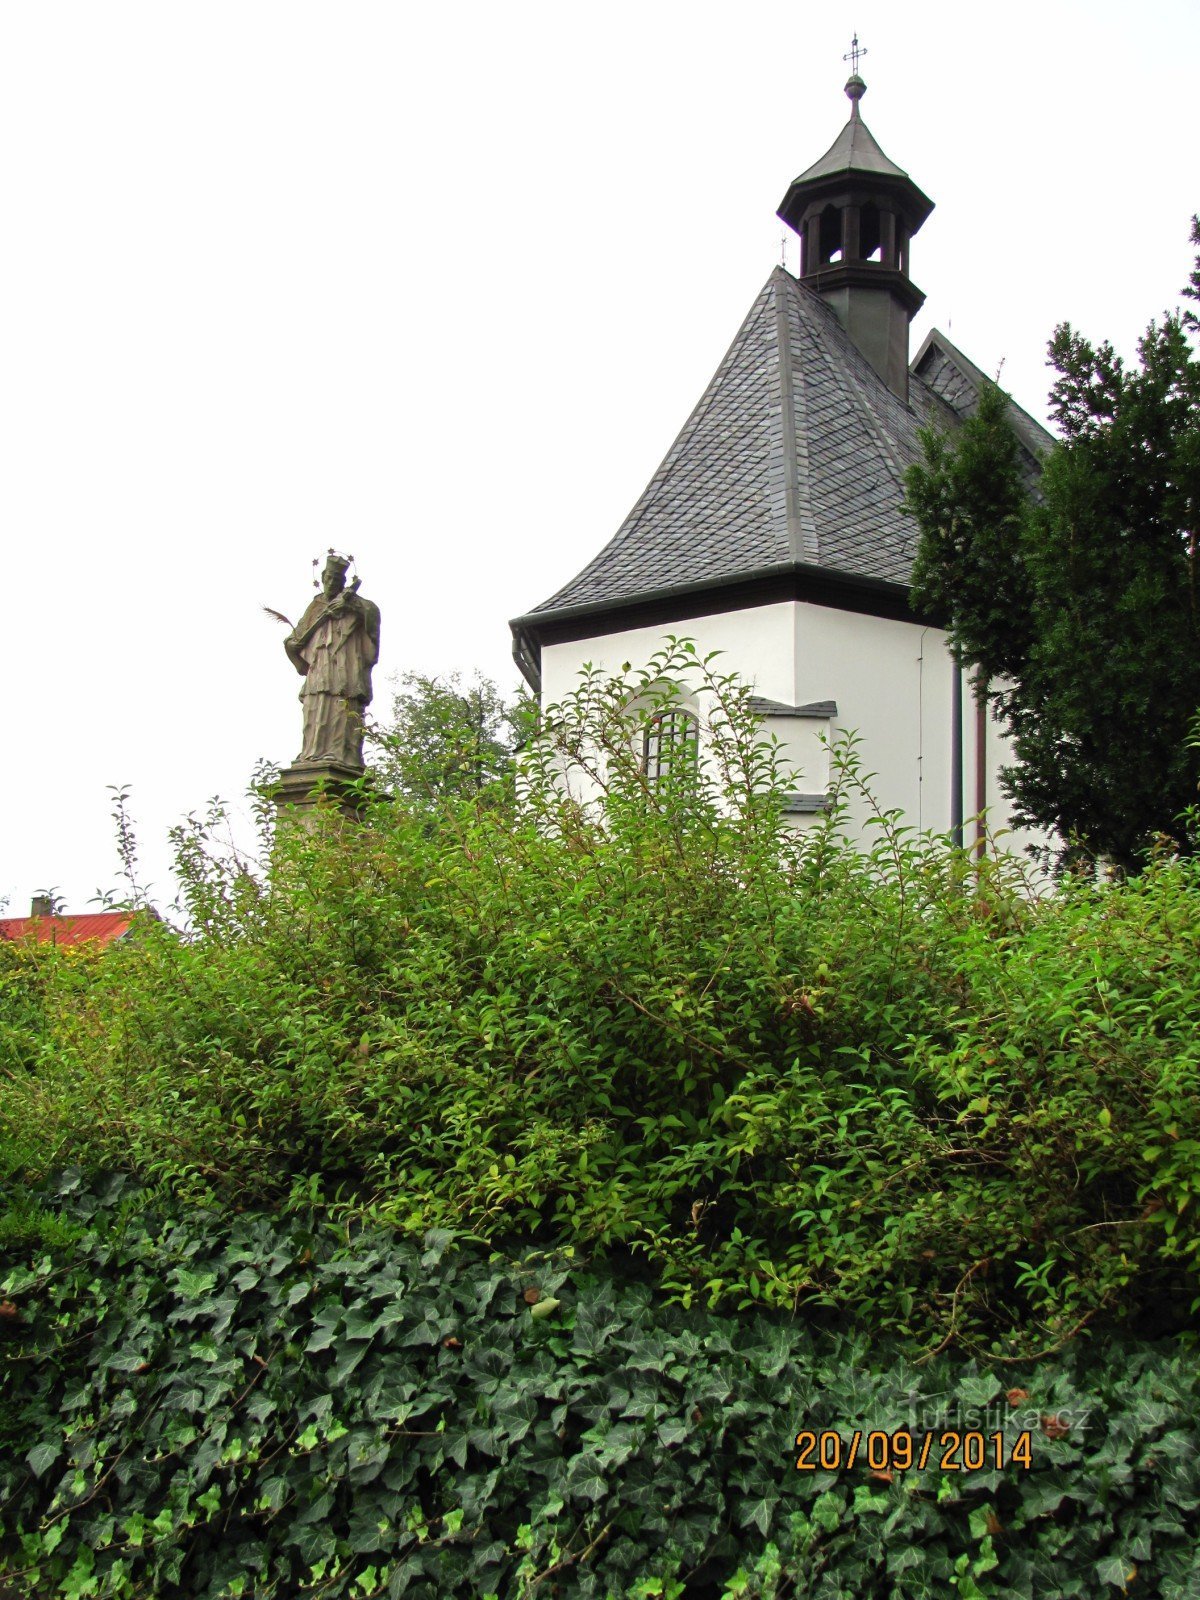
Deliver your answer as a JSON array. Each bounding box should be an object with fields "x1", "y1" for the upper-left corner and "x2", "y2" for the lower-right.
[{"x1": 642, "y1": 708, "x2": 699, "y2": 785}]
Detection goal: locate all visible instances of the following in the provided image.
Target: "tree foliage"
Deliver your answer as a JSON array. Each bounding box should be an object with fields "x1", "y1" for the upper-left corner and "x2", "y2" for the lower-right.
[
  {"x1": 4, "y1": 646, "x2": 1200, "y2": 1359},
  {"x1": 368, "y1": 670, "x2": 527, "y2": 806},
  {"x1": 905, "y1": 219, "x2": 1200, "y2": 871}
]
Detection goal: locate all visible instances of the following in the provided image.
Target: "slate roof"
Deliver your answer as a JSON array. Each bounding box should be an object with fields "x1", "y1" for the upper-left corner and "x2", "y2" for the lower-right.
[
  {"x1": 912, "y1": 328, "x2": 1053, "y2": 490},
  {"x1": 514, "y1": 269, "x2": 1054, "y2": 642}
]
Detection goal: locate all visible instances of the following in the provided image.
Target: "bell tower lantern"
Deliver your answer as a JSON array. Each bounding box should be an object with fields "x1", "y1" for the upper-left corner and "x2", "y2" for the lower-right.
[{"x1": 777, "y1": 55, "x2": 933, "y2": 401}]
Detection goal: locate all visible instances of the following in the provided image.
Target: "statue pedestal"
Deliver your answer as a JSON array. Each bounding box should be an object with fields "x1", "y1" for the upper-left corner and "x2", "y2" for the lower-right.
[{"x1": 272, "y1": 761, "x2": 371, "y2": 820}]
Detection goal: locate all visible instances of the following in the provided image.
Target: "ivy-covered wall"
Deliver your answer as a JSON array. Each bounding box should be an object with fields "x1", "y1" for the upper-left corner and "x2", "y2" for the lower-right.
[{"x1": 3, "y1": 1177, "x2": 1199, "y2": 1600}]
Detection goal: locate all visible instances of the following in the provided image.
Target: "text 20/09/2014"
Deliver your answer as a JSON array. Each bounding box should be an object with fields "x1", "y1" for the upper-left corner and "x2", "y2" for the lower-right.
[{"x1": 795, "y1": 1429, "x2": 1034, "y2": 1474}]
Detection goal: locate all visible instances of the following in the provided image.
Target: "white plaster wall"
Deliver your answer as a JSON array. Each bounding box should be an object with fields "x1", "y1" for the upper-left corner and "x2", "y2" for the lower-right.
[
  {"x1": 539, "y1": 604, "x2": 797, "y2": 710},
  {"x1": 794, "y1": 604, "x2": 1046, "y2": 851},
  {"x1": 539, "y1": 604, "x2": 810, "y2": 805},
  {"x1": 795, "y1": 604, "x2": 954, "y2": 835},
  {"x1": 981, "y1": 695, "x2": 1051, "y2": 866},
  {"x1": 538, "y1": 600, "x2": 1039, "y2": 851}
]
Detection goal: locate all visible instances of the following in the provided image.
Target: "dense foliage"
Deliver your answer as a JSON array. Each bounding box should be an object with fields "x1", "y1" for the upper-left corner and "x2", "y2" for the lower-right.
[
  {"x1": 4, "y1": 1175, "x2": 1200, "y2": 1600},
  {"x1": 905, "y1": 219, "x2": 1200, "y2": 872},
  {"x1": 368, "y1": 670, "x2": 526, "y2": 806},
  {"x1": 4, "y1": 646, "x2": 1199, "y2": 1357}
]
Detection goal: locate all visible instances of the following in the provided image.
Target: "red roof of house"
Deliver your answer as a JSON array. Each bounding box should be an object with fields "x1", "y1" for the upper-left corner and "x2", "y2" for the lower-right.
[{"x1": 0, "y1": 911, "x2": 136, "y2": 947}]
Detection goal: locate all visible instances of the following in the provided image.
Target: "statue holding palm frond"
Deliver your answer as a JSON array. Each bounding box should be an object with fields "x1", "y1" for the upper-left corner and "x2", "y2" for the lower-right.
[{"x1": 281, "y1": 553, "x2": 380, "y2": 769}]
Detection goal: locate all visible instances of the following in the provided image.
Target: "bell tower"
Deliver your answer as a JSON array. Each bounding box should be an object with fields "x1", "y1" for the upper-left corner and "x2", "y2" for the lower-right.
[{"x1": 777, "y1": 50, "x2": 933, "y2": 402}]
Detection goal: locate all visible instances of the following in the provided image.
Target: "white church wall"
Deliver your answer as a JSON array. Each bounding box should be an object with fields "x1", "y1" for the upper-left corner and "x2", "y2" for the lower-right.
[
  {"x1": 794, "y1": 604, "x2": 956, "y2": 836},
  {"x1": 538, "y1": 603, "x2": 797, "y2": 712},
  {"x1": 537, "y1": 600, "x2": 1042, "y2": 856},
  {"x1": 981, "y1": 696, "x2": 1052, "y2": 866},
  {"x1": 794, "y1": 606, "x2": 1047, "y2": 855},
  {"x1": 538, "y1": 603, "x2": 799, "y2": 814}
]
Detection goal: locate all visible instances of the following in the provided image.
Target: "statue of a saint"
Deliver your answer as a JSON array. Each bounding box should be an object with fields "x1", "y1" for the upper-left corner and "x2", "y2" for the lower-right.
[{"x1": 285, "y1": 554, "x2": 381, "y2": 768}]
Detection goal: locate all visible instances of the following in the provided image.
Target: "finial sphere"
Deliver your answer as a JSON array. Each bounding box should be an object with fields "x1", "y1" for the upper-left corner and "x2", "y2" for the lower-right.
[{"x1": 844, "y1": 73, "x2": 866, "y2": 102}]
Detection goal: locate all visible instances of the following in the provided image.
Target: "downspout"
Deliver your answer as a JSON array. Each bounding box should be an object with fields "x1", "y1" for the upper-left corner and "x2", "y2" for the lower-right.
[
  {"x1": 511, "y1": 626, "x2": 542, "y2": 697},
  {"x1": 974, "y1": 675, "x2": 987, "y2": 860},
  {"x1": 950, "y1": 656, "x2": 963, "y2": 849}
]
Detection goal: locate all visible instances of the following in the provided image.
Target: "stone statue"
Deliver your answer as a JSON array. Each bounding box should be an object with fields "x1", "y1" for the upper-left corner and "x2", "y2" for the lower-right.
[{"x1": 284, "y1": 554, "x2": 381, "y2": 769}]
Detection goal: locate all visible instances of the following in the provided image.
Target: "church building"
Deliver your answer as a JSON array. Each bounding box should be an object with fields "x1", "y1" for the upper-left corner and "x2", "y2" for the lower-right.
[{"x1": 509, "y1": 63, "x2": 1052, "y2": 847}]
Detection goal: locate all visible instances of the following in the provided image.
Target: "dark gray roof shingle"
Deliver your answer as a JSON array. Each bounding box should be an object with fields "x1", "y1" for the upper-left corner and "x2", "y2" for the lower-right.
[{"x1": 519, "y1": 269, "x2": 1053, "y2": 624}]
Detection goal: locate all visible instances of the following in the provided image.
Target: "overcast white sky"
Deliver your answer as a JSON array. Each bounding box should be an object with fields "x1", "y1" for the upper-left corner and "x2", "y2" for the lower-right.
[{"x1": 2, "y1": 0, "x2": 1196, "y2": 917}]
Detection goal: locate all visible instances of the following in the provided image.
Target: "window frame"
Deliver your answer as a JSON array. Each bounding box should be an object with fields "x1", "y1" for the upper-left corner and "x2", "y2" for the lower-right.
[{"x1": 641, "y1": 706, "x2": 700, "y2": 786}]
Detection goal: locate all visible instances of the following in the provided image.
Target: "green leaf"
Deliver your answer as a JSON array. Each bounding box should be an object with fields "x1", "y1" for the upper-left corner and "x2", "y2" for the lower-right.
[
  {"x1": 1095, "y1": 1554, "x2": 1137, "y2": 1591},
  {"x1": 286, "y1": 1520, "x2": 337, "y2": 1566},
  {"x1": 812, "y1": 1492, "x2": 843, "y2": 1534},
  {"x1": 566, "y1": 1457, "x2": 609, "y2": 1504},
  {"x1": 955, "y1": 1374, "x2": 1001, "y2": 1409},
  {"x1": 738, "y1": 1494, "x2": 777, "y2": 1537},
  {"x1": 174, "y1": 1268, "x2": 218, "y2": 1300},
  {"x1": 26, "y1": 1441, "x2": 61, "y2": 1479}
]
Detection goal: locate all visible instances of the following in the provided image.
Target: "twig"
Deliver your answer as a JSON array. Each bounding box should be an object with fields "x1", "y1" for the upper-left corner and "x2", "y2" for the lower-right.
[
  {"x1": 526, "y1": 1520, "x2": 614, "y2": 1592},
  {"x1": 962, "y1": 1305, "x2": 1101, "y2": 1364},
  {"x1": 916, "y1": 1257, "x2": 990, "y2": 1364}
]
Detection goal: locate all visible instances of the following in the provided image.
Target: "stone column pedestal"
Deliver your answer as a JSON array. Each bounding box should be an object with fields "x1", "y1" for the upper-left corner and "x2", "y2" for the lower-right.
[{"x1": 272, "y1": 761, "x2": 371, "y2": 820}]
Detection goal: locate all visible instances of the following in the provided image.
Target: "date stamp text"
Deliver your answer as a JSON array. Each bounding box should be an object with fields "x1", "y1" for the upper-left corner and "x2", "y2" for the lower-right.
[{"x1": 794, "y1": 1428, "x2": 1034, "y2": 1474}]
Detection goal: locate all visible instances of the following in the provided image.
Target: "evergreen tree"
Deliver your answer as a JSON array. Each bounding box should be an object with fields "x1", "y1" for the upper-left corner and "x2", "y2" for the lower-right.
[{"x1": 905, "y1": 220, "x2": 1200, "y2": 872}]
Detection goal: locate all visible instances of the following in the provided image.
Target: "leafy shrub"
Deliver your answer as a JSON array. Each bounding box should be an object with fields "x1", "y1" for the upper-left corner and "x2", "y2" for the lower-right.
[
  {"x1": 2, "y1": 645, "x2": 1199, "y2": 1351},
  {"x1": 3, "y1": 1176, "x2": 1200, "y2": 1600}
]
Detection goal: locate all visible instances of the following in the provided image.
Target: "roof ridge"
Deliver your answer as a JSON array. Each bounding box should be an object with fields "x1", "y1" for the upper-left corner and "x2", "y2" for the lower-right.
[
  {"x1": 771, "y1": 268, "x2": 819, "y2": 562},
  {"x1": 530, "y1": 277, "x2": 781, "y2": 614},
  {"x1": 770, "y1": 270, "x2": 801, "y2": 560},
  {"x1": 789, "y1": 276, "x2": 913, "y2": 497},
  {"x1": 912, "y1": 326, "x2": 1057, "y2": 456}
]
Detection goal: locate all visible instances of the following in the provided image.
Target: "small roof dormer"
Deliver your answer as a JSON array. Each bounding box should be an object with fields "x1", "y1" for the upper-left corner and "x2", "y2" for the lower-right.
[{"x1": 777, "y1": 66, "x2": 933, "y2": 401}]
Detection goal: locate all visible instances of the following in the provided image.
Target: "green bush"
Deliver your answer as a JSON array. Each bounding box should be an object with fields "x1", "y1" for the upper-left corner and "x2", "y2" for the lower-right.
[
  {"x1": 3, "y1": 1176, "x2": 1200, "y2": 1600},
  {"x1": 2, "y1": 644, "x2": 1199, "y2": 1351}
]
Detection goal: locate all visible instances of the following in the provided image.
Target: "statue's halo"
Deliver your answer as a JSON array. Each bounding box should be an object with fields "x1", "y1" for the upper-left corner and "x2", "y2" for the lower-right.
[{"x1": 312, "y1": 549, "x2": 356, "y2": 587}]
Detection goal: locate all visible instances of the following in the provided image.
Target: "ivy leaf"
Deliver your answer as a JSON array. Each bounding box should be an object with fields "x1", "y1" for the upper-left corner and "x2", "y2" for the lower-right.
[
  {"x1": 421, "y1": 1230, "x2": 456, "y2": 1268},
  {"x1": 26, "y1": 1440, "x2": 61, "y2": 1478},
  {"x1": 331, "y1": 1341, "x2": 371, "y2": 1386},
  {"x1": 1095, "y1": 1555, "x2": 1138, "y2": 1591},
  {"x1": 956, "y1": 1373, "x2": 1001, "y2": 1409},
  {"x1": 285, "y1": 1519, "x2": 337, "y2": 1565},
  {"x1": 174, "y1": 1269, "x2": 218, "y2": 1300},
  {"x1": 566, "y1": 1457, "x2": 609, "y2": 1504},
  {"x1": 738, "y1": 1493, "x2": 777, "y2": 1537},
  {"x1": 812, "y1": 1491, "x2": 844, "y2": 1534}
]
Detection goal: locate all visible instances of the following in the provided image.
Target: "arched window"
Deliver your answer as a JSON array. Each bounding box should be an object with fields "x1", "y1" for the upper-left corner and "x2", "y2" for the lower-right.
[{"x1": 642, "y1": 708, "x2": 699, "y2": 785}]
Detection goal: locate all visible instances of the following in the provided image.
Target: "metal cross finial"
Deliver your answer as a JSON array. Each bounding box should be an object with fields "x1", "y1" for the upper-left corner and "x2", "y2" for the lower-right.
[{"x1": 843, "y1": 33, "x2": 867, "y2": 75}]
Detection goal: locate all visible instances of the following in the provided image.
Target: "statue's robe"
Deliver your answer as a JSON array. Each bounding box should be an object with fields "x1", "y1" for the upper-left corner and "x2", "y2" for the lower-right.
[{"x1": 287, "y1": 592, "x2": 380, "y2": 767}]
